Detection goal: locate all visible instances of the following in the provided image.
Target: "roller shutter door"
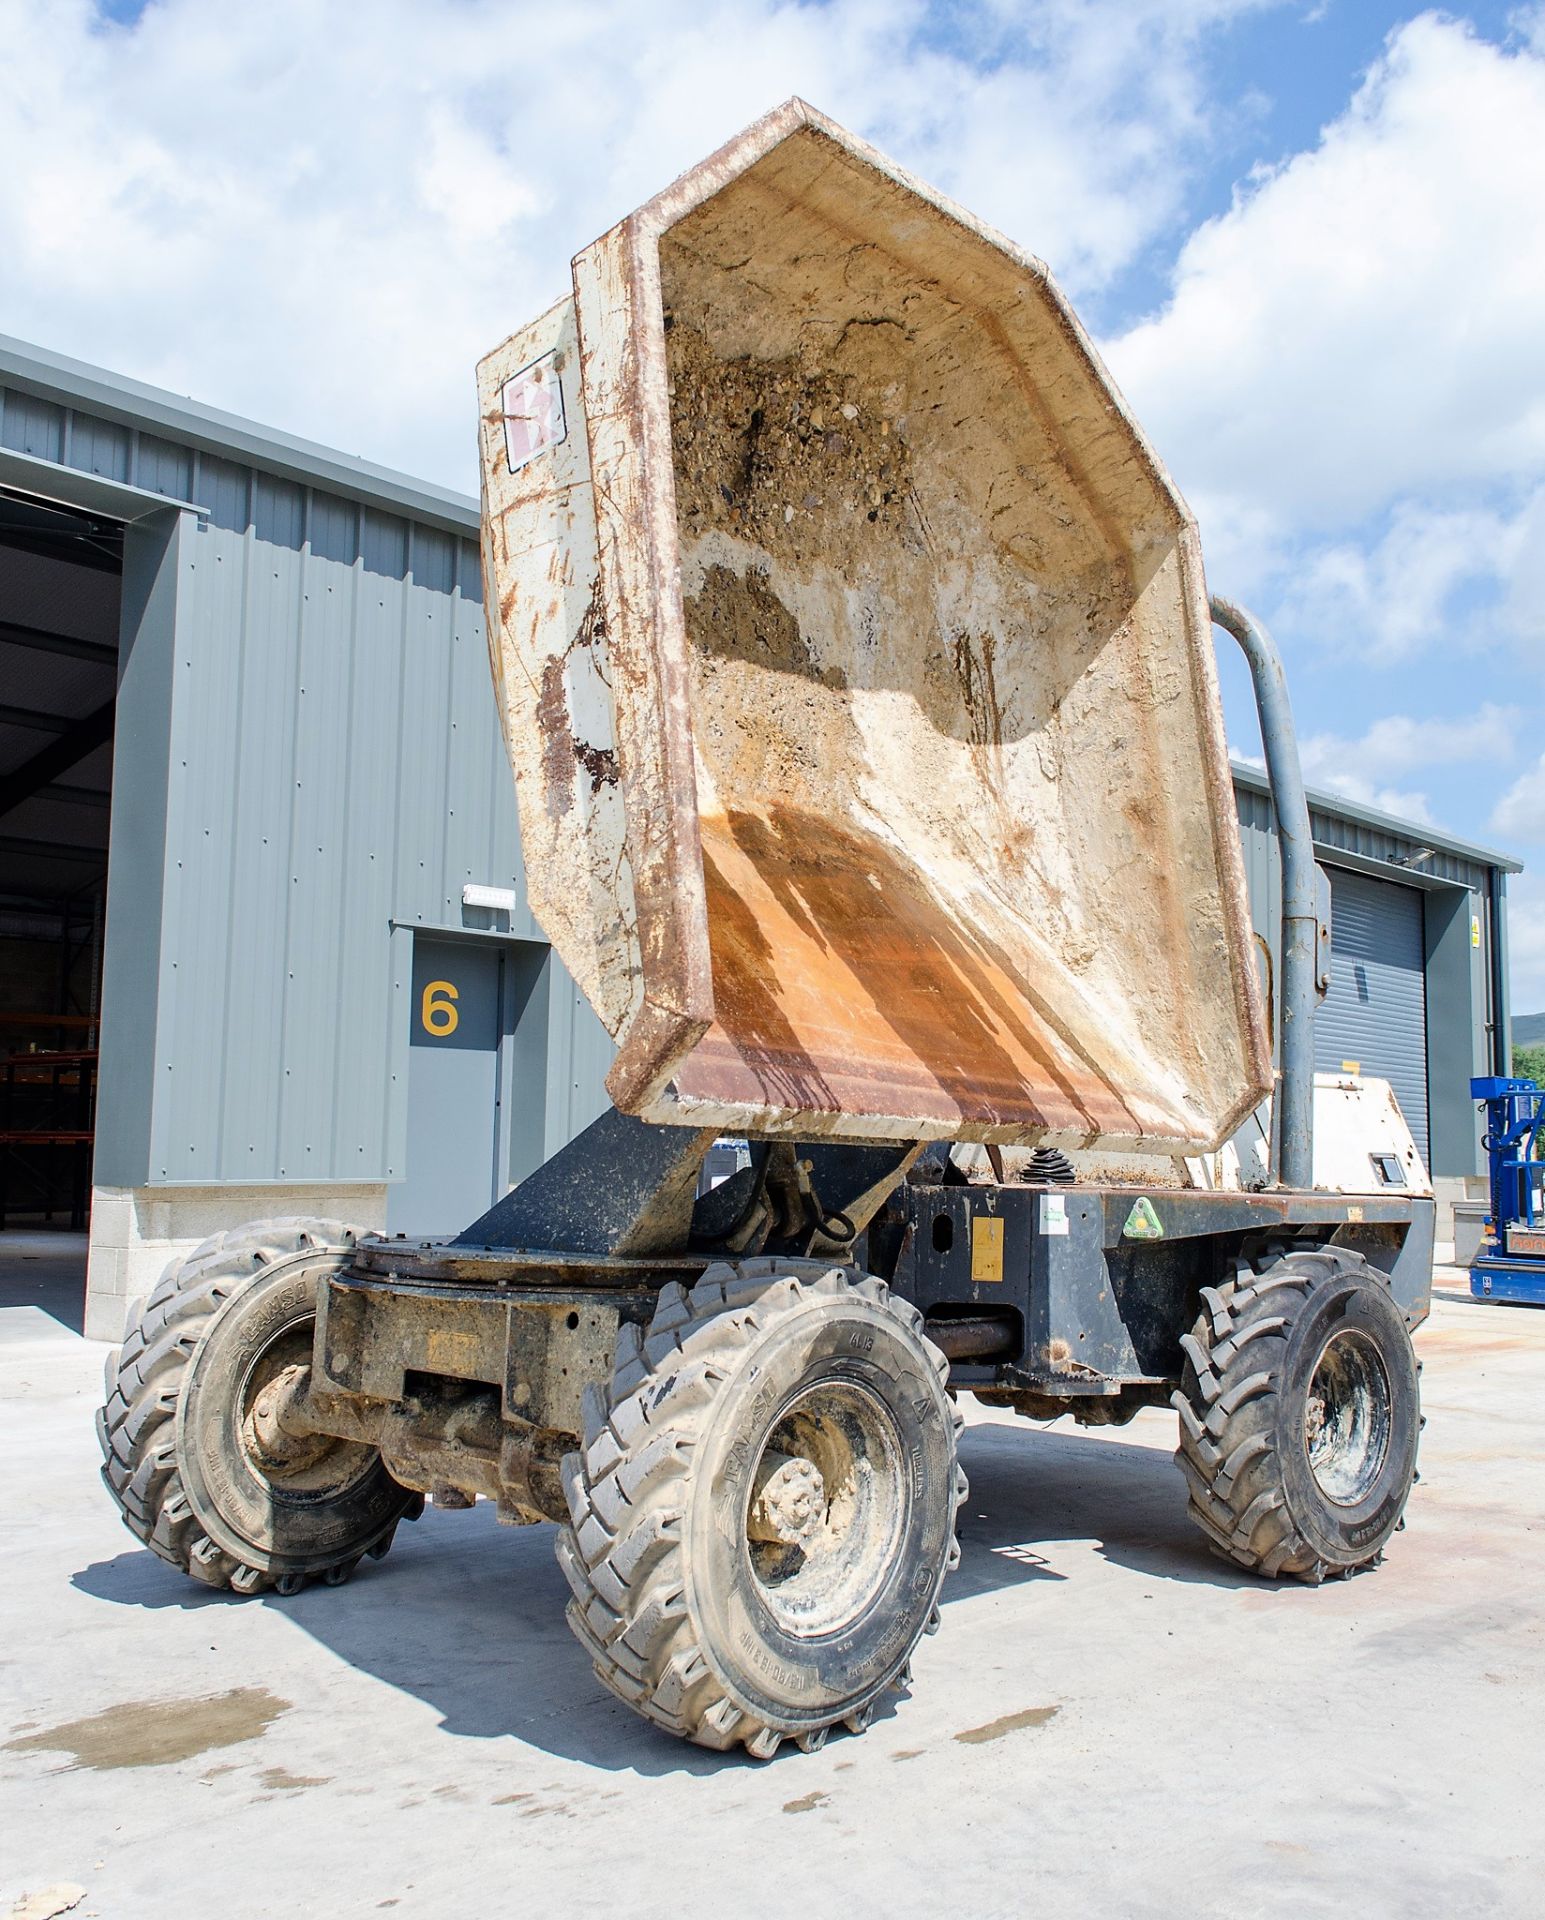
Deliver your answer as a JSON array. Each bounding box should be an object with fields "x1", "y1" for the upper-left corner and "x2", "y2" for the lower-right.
[{"x1": 1314, "y1": 866, "x2": 1429, "y2": 1162}]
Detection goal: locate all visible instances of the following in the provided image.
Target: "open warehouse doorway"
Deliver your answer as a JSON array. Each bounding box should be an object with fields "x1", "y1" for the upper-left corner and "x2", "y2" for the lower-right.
[{"x1": 0, "y1": 483, "x2": 119, "y2": 1248}]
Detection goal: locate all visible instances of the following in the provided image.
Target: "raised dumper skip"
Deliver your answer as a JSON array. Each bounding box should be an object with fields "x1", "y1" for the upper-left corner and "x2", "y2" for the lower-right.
[{"x1": 97, "y1": 101, "x2": 1433, "y2": 1760}]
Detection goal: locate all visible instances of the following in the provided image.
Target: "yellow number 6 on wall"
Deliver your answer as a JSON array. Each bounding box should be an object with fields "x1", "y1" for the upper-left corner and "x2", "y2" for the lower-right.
[{"x1": 421, "y1": 979, "x2": 459, "y2": 1037}]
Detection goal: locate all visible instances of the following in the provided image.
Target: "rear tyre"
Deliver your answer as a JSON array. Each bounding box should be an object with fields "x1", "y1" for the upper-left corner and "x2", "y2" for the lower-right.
[
  {"x1": 1172, "y1": 1245, "x2": 1420, "y2": 1581},
  {"x1": 557, "y1": 1260, "x2": 966, "y2": 1757},
  {"x1": 97, "y1": 1218, "x2": 417, "y2": 1595}
]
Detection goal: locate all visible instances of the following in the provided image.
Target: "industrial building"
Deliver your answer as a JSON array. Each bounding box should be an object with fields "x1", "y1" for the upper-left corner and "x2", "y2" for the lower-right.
[{"x1": 0, "y1": 335, "x2": 1521, "y2": 1337}]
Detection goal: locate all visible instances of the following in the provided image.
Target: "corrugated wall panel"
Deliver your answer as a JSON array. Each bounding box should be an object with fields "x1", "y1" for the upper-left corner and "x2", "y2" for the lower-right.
[
  {"x1": 136, "y1": 493, "x2": 585, "y2": 1187},
  {"x1": 276, "y1": 534, "x2": 359, "y2": 1183},
  {"x1": 1, "y1": 389, "x2": 64, "y2": 460},
  {"x1": 152, "y1": 522, "x2": 252, "y2": 1179},
  {"x1": 391, "y1": 571, "x2": 456, "y2": 927},
  {"x1": 543, "y1": 964, "x2": 617, "y2": 1160},
  {"x1": 69, "y1": 413, "x2": 130, "y2": 481},
  {"x1": 136, "y1": 433, "x2": 193, "y2": 501},
  {"x1": 3, "y1": 361, "x2": 618, "y2": 1199},
  {"x1": 444, "y1": 590, "x2": 505, "y2": 912},
  {"x1": 328, "y1": 556, "x2": 406, "y2": 1178},
  {"x1": 216, "y1": 529, "x2": 308, "y2": 1178}
]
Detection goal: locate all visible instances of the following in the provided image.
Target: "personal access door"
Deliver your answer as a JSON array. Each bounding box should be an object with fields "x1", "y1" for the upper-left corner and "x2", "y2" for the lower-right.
[{"x1": 389, "y1": 935, "x2": 505, "y2": 1238}]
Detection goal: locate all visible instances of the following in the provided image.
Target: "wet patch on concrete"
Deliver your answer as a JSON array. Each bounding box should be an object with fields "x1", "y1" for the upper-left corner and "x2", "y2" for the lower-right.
[
  {"x1": 4, "y1": 1688, "x2": 289, "y2": 1771},
  {"x1": 782, "y1": 1790, "x2": 829, "y2": 1814},
  {"x1": 258, "y1": 1766, "x2": 330, "y2": 1792},
  {"x1": 954, "y1": 1705, "x2": 1060, "y2": 1745}
]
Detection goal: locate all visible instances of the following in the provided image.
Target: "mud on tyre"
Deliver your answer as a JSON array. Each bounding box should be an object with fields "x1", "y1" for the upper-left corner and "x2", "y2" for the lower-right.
[
  {"x1": 1173, "y1": 1244, "x2": 1420, "y2": 1582},
  {"x1": 558, "y1": 1260, "x2": 966, "y2": 1757},
  {"x1": 97, "y1": 1218, "x2": 417, "y2": 1595}
]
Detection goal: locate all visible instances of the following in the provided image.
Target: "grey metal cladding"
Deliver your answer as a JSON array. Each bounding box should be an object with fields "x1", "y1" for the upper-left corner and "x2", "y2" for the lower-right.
[
  {"x1": 68, "y1": 413, "x2": 131, "y2": 482},
  {"x1": 361, "y1": 508, "x2": 407, "y2": 579},
  {"x1": 136, "y1": 434, "x2": 194, "y2": 502},
  {"x1": 411, "y1": 525, "x2": 454, "y2": 595},
  {"x1": 93, "y1": 509, "x2": 187, "y2": 1190},
  {"x1": 202, "y1": 453, "x2": 251, "y2": 533},
  {"x1": 310, "y1": 492, "x2": 358, "y2": 565},
  {"x1": 145, "y1": 513, "x2": 552, "y2": 1185},
  {"x1": 1, "y1": 389, "x2": 65, "y2": 461},
  {"x1": 1230, "y1": 760, "x2": 1519, "y2": 879},
  {"x1": 3, "y1": 340, "x2": 613, "y2": 1197},
  {"x1": 254, "y1": 473, "x2": 304, "y2": 550},
  {"x1": 0, "y1": 334, "x2": 480, "y2": 539},
  {"x1": 545, "y1": 972, "x2": 617, "y2": 1157}
]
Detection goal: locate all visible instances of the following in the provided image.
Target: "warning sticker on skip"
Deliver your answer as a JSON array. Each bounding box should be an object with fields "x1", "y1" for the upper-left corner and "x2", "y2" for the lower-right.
[
  {"x1": 1041, "y1": 1194, "x2": 1069, "y2": 1236},
  {"x1": 502, "y1": 351, "x2": 567, "y2": 473}
]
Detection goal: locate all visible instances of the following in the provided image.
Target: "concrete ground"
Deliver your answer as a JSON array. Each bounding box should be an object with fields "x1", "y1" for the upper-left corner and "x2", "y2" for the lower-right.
[{"x1": 2, "y1": 1233, "x2": 1542, "y2": 1920}]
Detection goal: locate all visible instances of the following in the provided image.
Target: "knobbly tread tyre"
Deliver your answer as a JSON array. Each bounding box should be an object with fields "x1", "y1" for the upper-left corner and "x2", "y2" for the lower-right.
[
  {"x1": 1172, "y1": 1244, "x2": 1420, "y2": 1583},
  {"x1": 97, "y1": 1216, "x2": 415, "y2": 1596},
  {"x1": 558, "y1": 1259, "x2": 966, "y2": 1759}
]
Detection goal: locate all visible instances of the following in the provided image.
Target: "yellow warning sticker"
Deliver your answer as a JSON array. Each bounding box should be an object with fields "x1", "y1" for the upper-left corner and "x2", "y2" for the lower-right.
[{"x1": 971, "y1": 1215, "x2": 1005, "y2": 1284}]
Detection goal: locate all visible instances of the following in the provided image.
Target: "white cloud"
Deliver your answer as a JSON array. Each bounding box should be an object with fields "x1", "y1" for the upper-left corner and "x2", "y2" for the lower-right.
[
  {"x1": 1492, "y1": 753, "x2": 1545, "y2": 845},
  {"x1": 0, "y1": 0, "x2": 1270, "y2": 491},
  {"x1": 1275, "y1": 490, "x2": 1545, "y2": 662},
  {"x1": 1290, "y1": 703, "x2": 1520, "y2": 823},
  {"x1": 1111, "y1": 13, "x2": 1545, "y2": 520},
  {"x1": 1105, "y1": 13, "x2": 1545, "y2": 613}
]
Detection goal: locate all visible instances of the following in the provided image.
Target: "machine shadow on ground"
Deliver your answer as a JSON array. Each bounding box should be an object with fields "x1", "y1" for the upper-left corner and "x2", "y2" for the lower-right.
[{"x1": 71, "y1": 1413, "x2": 1283, "y2": 1775}]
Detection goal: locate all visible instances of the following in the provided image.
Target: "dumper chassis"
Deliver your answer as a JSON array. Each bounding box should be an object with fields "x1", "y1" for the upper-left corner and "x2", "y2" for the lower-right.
[
  {"x1": 97, "y1": 102, "x2": 1434, "y2": 1759},
  {"x1": 100, "y1": 1114, "x2": 1431, "y2": 1757}
]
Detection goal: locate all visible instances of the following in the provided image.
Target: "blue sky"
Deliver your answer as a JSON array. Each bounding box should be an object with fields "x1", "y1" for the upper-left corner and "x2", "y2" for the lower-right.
[{"x1": 3, "y1": 0, "x2": 1542, "y2": 1005}]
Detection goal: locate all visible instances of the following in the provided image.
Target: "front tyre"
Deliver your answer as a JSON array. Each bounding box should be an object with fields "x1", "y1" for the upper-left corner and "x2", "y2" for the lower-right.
[
  {"x1": 97, "y1": 1218, "x2": 417, "y2": 1595},
  {"x1": 558, "y1": 1261, "x2": 966, "y2": 1758},
  {"x1": 1173, "y1": 1245, "x2": 1420, "y2": 1581}
]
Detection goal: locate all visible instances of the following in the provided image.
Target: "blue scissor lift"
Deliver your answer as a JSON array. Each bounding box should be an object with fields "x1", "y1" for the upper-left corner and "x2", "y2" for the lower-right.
[{"x1": 1470, "y1": 1077, "x2": 1545, "y2": 1303}]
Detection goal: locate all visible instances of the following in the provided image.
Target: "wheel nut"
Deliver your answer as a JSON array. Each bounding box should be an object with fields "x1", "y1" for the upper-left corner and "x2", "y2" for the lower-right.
[{"x1": 748, "y1": 1452, "x2": 825, "y2": 1546}]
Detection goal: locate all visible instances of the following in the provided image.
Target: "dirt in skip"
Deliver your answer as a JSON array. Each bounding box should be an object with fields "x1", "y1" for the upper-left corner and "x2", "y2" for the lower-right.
[
  {"x1": 782, "y1": 1790, "x2": 830, "y2": 1814},
  {"x1": 954, "y1": 1705, "x2": 1061, "y2": 1745},
  {"x1": 665, "y1": 319, "x2": 912, "y2": 577},
  {"x1": 5, "y1": 1687, "x2": 288, "y2": 1771}
]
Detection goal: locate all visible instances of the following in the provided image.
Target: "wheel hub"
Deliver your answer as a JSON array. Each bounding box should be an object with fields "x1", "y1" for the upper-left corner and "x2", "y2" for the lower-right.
[
  {"x1": 235, "y1": 1329, "x2": 375, "y2": 1497},
  {"x1": 244, "y1": 1363, "x2": 333, "y2": 1475},
  {"x1": 743, "y1": 1380, "x2": 908, "y2": 1638},
  {"x1": 748, "y1": 1452, "x2": 826, "y2": 1546},
  {"x1": 1305, "y1": 1325, "x2": 1393, "y2": 1506}
]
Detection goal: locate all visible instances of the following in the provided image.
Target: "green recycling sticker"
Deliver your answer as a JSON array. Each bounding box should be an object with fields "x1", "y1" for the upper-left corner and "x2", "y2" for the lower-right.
[{"x1": 1123, "y1": 1196, "x2": 1165, "y2": 1240}]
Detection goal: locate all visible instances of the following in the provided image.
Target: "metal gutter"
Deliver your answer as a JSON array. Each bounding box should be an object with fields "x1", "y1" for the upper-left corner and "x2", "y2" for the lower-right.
[
  {"x1": 1230, "y1": 759, "x2": 1523, "y2": 875},
  {"x1": 0, "y1": 332, "x2": 480, "y2": 538},
  {"x1": 0, "y1": 445, "x2": 207, "y2": 522}
]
